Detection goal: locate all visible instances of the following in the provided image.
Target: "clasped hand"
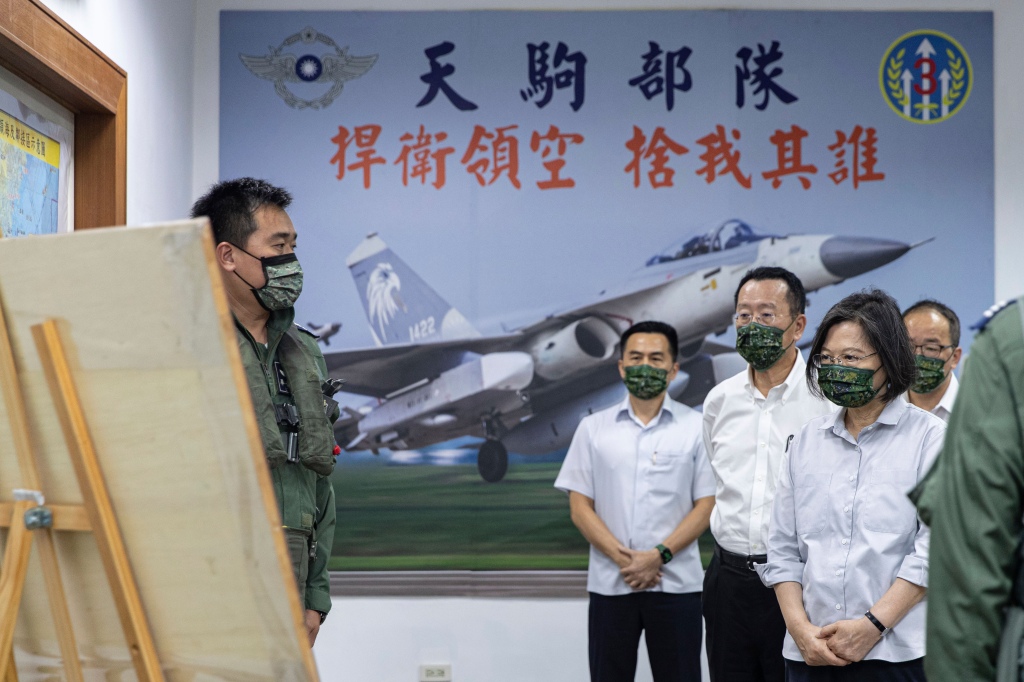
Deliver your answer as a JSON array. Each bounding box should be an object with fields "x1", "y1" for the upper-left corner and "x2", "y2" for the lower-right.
[
  {"x1": 617, "y1": 547, "x2": 663, "y2": 590},
  {"x1": 797, "y1": 618, "x2": 881, "y2": 666}
]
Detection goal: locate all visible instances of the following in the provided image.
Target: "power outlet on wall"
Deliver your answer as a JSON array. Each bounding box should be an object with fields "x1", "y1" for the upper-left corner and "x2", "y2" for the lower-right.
[{"x1": 419, "y1": 664, "x2": 452, "y2": 682}]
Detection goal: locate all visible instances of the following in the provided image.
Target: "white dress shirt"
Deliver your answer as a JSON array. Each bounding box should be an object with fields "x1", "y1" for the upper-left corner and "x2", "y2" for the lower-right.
[
  {"x1": 757, "y1": 399, "x2": 946, "y2": 663},
  {"x1": 702, "y1": 351, "x2": 836, "y2": 556},
  {"x1": 554, "y1": 396, "x2": 716, "y2": 596},
  {"x1": 903, "y1": 373, "x2": 959, "y2": 423}
]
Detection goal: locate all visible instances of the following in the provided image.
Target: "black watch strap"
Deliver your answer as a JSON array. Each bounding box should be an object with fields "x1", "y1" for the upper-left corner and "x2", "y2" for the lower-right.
[
  {"x1": 316, "y1": 610, "x2": 327, "y2": 624},
  {"x1": 656, "y1": 544, "x2": 673, "y2": 564},
  {"x1": 864, "y1": 610, "x2": 889, "y2": 635}
]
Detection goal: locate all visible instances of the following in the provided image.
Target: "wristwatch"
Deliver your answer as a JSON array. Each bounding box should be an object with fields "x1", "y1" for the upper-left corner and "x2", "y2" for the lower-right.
[
  {"x1": 864, "y1": 610, "x2": 890, "y2": 637},
  {"x1": 655, "y1": 544, "x2": 673, "y2": 564},
  {"x1": 316, "y1": 610, "x2": 327, "y2": 625}
]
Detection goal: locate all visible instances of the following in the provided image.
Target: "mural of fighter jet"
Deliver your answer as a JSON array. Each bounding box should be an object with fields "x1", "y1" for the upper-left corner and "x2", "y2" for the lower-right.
[{"x1": 326, "y1": 219, "x2": 924, "y2": 482}]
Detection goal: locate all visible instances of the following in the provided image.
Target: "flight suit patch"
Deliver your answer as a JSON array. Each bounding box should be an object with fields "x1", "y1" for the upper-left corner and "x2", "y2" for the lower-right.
[{"x1": 274, "y1": 360, "x2": 291, "y2": 396}]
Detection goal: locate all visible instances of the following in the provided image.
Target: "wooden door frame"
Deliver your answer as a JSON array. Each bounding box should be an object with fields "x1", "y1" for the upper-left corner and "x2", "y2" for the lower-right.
[{"x1": 0, "y1": 0, "x2": 127, "y2": 229}]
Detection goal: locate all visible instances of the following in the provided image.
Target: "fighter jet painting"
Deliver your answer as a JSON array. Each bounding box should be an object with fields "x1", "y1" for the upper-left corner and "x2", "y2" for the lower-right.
[{"x1": 326, "y1": 220, "x2": 924, "y2": 482}]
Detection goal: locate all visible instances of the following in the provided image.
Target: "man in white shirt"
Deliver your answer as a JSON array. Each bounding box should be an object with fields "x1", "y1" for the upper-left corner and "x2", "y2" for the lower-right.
[
  {"x1": 902, "y1": 300, "x2": 962, "y2": 423},
  {"x1": 555, "y1": 320, "x2": 715, "y2": 682},
  {"x1": 702, "y1": 267, "x2": 835, "y2": 682}
]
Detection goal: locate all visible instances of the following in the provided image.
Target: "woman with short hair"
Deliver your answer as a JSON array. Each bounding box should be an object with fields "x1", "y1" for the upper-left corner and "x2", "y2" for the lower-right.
[{"x1": 757, "y1": 288, "x2": 945, "y2": 681}]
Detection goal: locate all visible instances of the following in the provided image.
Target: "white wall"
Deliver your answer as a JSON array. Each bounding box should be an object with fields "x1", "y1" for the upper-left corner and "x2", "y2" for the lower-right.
[
  {"x1": 43, "y1": 0, "x2": 196, "y2": 227},
  {"x1": 188, "y1": 2, "x2": 1022, "y2": 681}
]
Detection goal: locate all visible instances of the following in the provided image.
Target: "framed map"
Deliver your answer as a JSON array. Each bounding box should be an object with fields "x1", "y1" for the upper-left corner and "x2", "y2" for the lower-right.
[
  {"x1": 0, "y1": 109, "x2": 59, "y2": 237},
  {"x1": 0, "y1": 68, "x2": 73, "y2": 238}
]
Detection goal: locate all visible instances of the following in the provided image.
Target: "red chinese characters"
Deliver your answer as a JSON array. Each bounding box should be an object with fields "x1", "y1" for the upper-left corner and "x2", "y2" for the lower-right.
[
  {"x1": 695, "y1": 125, "x2": 751, "y2": 189},
  {"x1": 395, "y1": 125, "x2": 455, "y2": 189},
  {"x1": 330, "y1": 125, "x2": 385, "y2": 189},
  {"x1": 461, "y1": 125, "x2": 522, "y2": 189},
  {"x1": 530, "y1": 125, "x2": 584, "y2": 189},
  {"x1": 625, "y1": 126, "x2": 689, "y2": 188},
  {"x1": 828, "y1": 126, "x2": 885, "y2": 189},
  {"x1": 762, "y1": 125, "x2": 818, "y2": 189}
]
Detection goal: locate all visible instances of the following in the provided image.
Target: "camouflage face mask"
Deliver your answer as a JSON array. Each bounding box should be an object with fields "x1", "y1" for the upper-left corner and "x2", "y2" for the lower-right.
[
  {"x1": 910, "y1": 355, "x2": 947, "y2": 394},
  {"x1": 623, "y1": 364, "x2": 669, "y2": 400},
  {"x1": 816, "y1": 363, "x2": 880, "y2": 408},
  {"x1": 735, "y1": 319, "x2": 795, "y2": 371},
  {"x1": 233, "y1": 246, "x2": 304, "y2": 311}
]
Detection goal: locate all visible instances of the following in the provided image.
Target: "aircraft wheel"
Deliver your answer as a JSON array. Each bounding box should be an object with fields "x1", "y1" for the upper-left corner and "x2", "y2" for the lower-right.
[{"x1": 477, "y1": 440, "x2": 508, "y2": 483}]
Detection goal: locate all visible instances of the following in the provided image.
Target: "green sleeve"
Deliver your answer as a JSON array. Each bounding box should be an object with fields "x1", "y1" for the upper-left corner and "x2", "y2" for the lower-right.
[
  {"x1": 913, "y1": 305, "x2": 1024, "y2": 682},
  {"x1": 304, "y1": 474, "x2": 336, "y2": 615}
]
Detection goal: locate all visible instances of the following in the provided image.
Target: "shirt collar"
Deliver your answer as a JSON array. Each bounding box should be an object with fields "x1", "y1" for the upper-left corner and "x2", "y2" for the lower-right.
[
  {"x1": 936, "y1": 373, "x2": 959, "y2": 415},
  {"x1": 616, "y1": 394, "x2": 676, "y2": 425},
  {"x1": 744, "y1": 349, "x2": 807, "y2": 402},
  {"x1": 820, "y1": 396, "x2": 909, "y2": 435}
]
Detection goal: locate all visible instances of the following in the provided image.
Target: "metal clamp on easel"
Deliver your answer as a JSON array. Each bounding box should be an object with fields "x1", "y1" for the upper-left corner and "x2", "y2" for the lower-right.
[{"x1": 12, "y1": 489, "x2": 51, "y2": 530}]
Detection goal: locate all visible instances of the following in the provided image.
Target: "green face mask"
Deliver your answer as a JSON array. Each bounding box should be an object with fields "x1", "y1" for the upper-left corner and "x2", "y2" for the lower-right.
[
  {"x1": 735, "y1": 319, "x2": 794, "y2": 371},
  {"x1": 910, "y1": 355, "x2": 948, "y2": 394},
  {"x1": 623, "y1": 364, "x2": 669, "y2": 400},
  {"x1": 816, "y1": 363, "x2": 881, "y2": 408},
  {"x1": 233, "y1": 246, "x2": 304, "y2": 311}
]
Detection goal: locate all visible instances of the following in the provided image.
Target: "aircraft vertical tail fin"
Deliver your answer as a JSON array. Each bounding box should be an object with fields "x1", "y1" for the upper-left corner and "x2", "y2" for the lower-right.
[{"x1": 346, "y1": 234, "x2": 480, "y2": 346}]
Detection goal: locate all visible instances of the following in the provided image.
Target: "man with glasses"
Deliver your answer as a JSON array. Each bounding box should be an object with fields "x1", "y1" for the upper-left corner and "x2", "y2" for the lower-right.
[
  {"x1": 701, "y1": 267, "x2": 836, "y2": 681},
  {"x1": 902, "y1": 300, "x2": 962, "y2": 422}
]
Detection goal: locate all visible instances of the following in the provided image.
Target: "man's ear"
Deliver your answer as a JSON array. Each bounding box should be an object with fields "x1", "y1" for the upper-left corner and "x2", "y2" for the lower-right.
[
  {"x1": 215, "y1": 242, "x2": 236, "y2": 272},
  {"x1": 792, "y1": 313, "x2": 808, "y2": 341}
]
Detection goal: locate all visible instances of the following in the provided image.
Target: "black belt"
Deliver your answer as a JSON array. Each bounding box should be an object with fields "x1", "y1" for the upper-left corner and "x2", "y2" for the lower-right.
[{"x1": 714, "y1": 543, "x2": 766, "y2": 572}]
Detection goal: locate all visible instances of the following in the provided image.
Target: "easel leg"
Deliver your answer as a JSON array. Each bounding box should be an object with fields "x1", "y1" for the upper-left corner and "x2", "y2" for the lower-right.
[
  {"x1": 35, "y1": 531, "x2": 84, "y2": 682},
  {"x1": 1, "y1": 285, "x2": 84, "y2": 681},
  {"x1": 4, "y1": 648, "x2": 17, "y2": 682},
  {"x1": 0, "y1": 501, "x2": 33, "y2": 682},
  {"x1": 32, "y1": 321, "x2": 166, "y2": 682}
]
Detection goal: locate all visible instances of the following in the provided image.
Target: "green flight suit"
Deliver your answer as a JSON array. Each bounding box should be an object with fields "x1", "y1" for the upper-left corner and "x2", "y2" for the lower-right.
[
  {"x1": 235, "y1": 307, "x2": 338, "y2": 617},
  {"x1": 910, "y1": 299, "x2": 1024, "y2": 681}
]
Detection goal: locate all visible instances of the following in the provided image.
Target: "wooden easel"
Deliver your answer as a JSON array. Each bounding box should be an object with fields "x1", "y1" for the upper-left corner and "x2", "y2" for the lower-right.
[{"x1": 0, "y1": 304, "x2": 166, "y2": 681}]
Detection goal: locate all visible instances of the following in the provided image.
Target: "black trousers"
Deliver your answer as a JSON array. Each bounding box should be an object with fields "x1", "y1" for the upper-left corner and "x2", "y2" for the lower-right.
[
  {"x1": 785, "y1": 658, "x2": 926, "y2": 681},
  {"x1": 702, "y1": 546, "x2": 787, "y2": 682},
  {"x1": 588, "y1": 591, "x2": 702, "y2": 682}
]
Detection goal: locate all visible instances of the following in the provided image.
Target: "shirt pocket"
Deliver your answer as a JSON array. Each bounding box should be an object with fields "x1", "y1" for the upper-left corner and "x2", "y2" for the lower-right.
[
  {"x1": 861, "y1": 469, "x2": 918, "y2": 534},
  {"x1": 794, "y1": 472, "x2": 831, "y2": 536},
  {"x1": 648, "y1": 451, "x2": 693, "y2": 497}
]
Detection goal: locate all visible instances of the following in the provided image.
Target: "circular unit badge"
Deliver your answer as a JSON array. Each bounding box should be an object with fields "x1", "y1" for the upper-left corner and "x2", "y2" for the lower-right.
[{"x1": 879, "y1": 29, "x2": 972, "y2": 124}]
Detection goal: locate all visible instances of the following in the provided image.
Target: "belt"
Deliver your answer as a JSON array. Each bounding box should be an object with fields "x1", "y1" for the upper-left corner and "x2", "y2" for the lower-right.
[{"x1": 714, "y1": 543, "x2": 766, "y2": 572}]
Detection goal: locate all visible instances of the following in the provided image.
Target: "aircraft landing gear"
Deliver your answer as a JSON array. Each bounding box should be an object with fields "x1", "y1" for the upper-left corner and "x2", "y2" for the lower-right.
[{"x1": 477, "y1": 439, "x2": 508, "y2": 483}]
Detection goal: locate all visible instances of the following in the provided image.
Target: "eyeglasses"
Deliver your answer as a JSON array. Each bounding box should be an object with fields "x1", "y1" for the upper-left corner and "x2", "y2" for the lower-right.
[
  {"x1": 812, "y1": 352, "x2": 879, "y2": 368},
  {"x1": 734, "y1": 312, "x2": 786, "y2": 326},
  {"x1": 913, "y1": 343, "x2": 955, "y2": 359}
]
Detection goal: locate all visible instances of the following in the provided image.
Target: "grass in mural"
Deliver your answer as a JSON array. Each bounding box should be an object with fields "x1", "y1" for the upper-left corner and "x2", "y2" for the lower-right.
[{"x1": 328, "y1": 462, "x2": 714, "y2": 571}]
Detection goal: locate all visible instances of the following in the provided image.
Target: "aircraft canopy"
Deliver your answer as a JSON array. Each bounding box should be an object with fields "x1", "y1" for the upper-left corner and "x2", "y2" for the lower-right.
[{"x1": 645, "y1": 220, "x2": 779, "y2": 266}]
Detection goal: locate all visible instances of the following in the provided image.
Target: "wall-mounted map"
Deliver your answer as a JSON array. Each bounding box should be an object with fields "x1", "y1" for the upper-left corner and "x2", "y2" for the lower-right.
[{"x1": 0, "y1": 108, "x2": 59, "y2": 238}]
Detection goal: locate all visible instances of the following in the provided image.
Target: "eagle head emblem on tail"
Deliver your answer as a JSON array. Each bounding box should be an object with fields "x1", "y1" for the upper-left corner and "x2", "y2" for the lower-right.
[{"x1": 366, "y1": 263, "x2": 407, "y2": 339}]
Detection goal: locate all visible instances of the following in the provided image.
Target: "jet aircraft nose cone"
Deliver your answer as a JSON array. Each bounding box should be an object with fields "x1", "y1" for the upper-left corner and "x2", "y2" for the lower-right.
[{"x1": 819, "y1": 236, "x2": 911, "y2": 279}]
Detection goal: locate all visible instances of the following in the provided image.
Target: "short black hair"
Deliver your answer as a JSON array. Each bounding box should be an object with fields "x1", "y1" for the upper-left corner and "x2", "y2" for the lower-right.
[
  {"x1": 735, "y1": 266, "x2": 807, "y2": 316},
  {"x1": 620, "y1": 321, "x2": 678, "y2": 362},
  {"x1": 190, "y1": 177, "x2": 293, "y2": 248},
  {"x1": 902, "y1": 299, "x2": 961, "y2": 347},
  {"x1": 806, "y1": 288, "x2": 916, "y2": 404}
]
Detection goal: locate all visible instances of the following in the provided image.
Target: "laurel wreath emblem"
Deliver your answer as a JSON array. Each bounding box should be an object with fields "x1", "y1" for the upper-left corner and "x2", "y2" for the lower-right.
[
  {"x1": 886, "y1": 48, "x2": 908, "y2": 108},
  {"x1": 944, "y1": 48, "x2": 965, "y2": 108}
]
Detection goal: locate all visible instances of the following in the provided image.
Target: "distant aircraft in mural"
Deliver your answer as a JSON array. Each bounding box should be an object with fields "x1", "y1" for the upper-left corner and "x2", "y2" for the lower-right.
[
  {"x1": 306, "y1": 321, "x2": 342, "y2": 345},
  {"x1": 327, "y1": 220, "x2": 925, "y2": 482}
]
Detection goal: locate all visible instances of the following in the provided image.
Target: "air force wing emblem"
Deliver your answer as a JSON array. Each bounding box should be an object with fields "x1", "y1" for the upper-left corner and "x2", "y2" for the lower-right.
[{"x1": 240, "y1": 27, "x2": 377, "y2": 110}]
